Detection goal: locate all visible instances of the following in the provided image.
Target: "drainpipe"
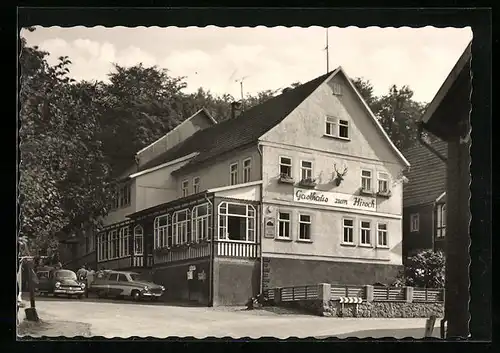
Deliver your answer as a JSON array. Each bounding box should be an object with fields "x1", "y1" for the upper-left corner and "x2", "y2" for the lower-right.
[
  {"x1": 204, "y1": 192, "x2": 214, "y2": 307},
  {"x1": 257, "y1": 142, "x2": 264, "y2": 295},
  {"x1": 417, "y1": 123, "x2": 447, "y2": 162}
]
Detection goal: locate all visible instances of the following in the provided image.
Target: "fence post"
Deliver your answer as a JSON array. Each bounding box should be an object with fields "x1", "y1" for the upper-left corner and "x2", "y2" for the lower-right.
[
  {"x1": 365, "y1": 285, "x2": 374, "y2": 302},
  {"x1": 273, "y1": 287, "x2": 282, "y2": 304},
  {"x1": 405, "y1": 286, "x2": 414, "y2": 303},
  {"x1": 318, "y1": 283, "x2": 331, "y2": 302}
]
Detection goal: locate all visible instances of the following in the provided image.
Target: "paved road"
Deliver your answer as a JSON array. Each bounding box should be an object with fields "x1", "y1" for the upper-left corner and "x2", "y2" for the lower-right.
[{"x1": 19, "y1": 296, "x2": 442, "y2": 339}]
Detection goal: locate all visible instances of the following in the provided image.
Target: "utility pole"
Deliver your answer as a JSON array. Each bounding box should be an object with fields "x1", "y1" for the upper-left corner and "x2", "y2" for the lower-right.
[{"x1": 325, "y1": 28, "x2": 330, "y2": 74}]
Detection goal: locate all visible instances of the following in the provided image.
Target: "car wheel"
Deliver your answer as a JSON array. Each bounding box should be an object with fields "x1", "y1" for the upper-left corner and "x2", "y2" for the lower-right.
[{"x1": 131, "y1": 290, "x2": 141, "y2": 301}]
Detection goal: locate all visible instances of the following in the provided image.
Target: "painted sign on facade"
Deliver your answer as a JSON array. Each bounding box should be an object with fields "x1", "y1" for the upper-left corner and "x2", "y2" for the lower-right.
[
  {"x1": 264, "y1": 218, "x2": 276, "y2": 238},
  {"x1": 293, "y1": 188, "x2": 376, "y2": 212}
]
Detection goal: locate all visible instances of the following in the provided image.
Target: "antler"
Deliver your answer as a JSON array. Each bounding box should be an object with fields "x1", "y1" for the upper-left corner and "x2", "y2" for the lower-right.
[{"x1": 334, "y1": 163, "x2": 348, "y2": 176}]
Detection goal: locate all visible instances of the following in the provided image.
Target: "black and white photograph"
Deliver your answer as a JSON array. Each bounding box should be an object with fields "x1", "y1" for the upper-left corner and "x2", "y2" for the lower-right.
[{"x1": 16, "y1": 11, "x2": 487, "y2": 341}]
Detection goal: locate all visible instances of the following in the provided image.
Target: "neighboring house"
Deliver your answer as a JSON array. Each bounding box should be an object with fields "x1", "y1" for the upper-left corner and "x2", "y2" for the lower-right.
[
  {"x1": 419, "y1": 42, "x2": 471, "y2": 338},
  {"x1": 61, "y1": 67, "x2": 410, "y2": 306},
  {"x1": 402, "y1": 140, "x2": 447, "y2": 258}
]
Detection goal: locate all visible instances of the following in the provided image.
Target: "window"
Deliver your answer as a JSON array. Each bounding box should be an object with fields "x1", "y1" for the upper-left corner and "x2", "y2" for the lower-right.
[
  {"x1": 218, "y1": 202, "x2": 256, "y2": 242},
  {"x1": 436, "y1": 204, "x2": 446, "y2": 238},
  {"x1": 193, "y1": 177, "x2": 200, "y2": 194},
  {"x1": 173, "y1": 209, "x2": 190, "y2": 244},
  {"x1": 229, "y1": 163, "x2": 239, "y2": 185},
  {"x1": 85, "y1": 235, "x2": 90, "y2": 254},
  {"x1": 243, "y1": 158, "x2": 252, "y2": 183},
  {"x1": 325, "y1": 116, "x2": 349, "y2": 139},
  {"x1": 111, "y1": 183, "x2": 132, "y2": 210},
  {"x1": 97, "y1": 234, "x2": 104, "y2": 261},
  {"x1": 378, "y1": 172, "x2": 389, "y2": 193},
  {"x1": 278, "y1": 212, "x2": 291, "y2": 239},
  {"x1": 361, "y1": 170, "x2": 372, "y2": 192},
  {"x1": 279, "y1": 157, "x2": 292, "y2": 177},
  {"x1": 298, "y1": 214, "x2": 312, "y2": 241},
  {"x1": 343, "y1": 218, "x2": 354, "y2": 244},
  {"x1": 154, "y1": 214, "x2": 170, "y2": 249},
  {"x1": 102, "y1": 233, "x2": 108, "y2": 261},
  {"x1": 108, "y1": 273, "x2": 118, "y2": 282},
  {"x1": 192, "y1": 203, "x2": 212, "y2": 241},
  {"x1": 339, "y1": 120, "x2": 349, "y2": 138},
  {"x1": 182, "y1": 180, "x2": 189, "y2": 197},
  {"x1": 360, "y1": 221, "x2": 371, "y2": 245},
  {"x1": 133, "y1": 225, "x2": 144, "y2": 255},
  {"x1": 300, "y1": 160, "x2": 313, "y2": 180},
  {"x1": 410, "y1": 213, "x2": 419, "y2": 232},
  {"x1": 109, "y1": 230, "x2": 118, "y2": 259},
  {"x1": 325, "y1": 116, "x2": 337, "y2": 137},
  {"x1": 119, "y1": 226, "x2": 130, "y2": 257},
  {"x1": 118, "y1": 273, "x2": 128, "y2": 282},
  {"x1": 377, "y1": 223, "x2": 388, "y2": 247}
]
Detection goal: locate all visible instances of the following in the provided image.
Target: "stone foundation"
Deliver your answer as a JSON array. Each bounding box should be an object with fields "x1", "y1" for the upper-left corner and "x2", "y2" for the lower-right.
[{"x1": 278, "y1": 299, "x2": 444, "y2": 318}]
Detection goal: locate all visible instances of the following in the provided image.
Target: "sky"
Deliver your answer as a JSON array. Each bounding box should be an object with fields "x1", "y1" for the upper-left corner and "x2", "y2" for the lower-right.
[{"x1": 21, "y1": 26, "x2": 472, "y2": 103}]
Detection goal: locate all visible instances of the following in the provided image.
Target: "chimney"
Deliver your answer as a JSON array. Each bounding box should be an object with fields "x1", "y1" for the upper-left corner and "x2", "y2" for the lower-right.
[{"x1": 230, "y1": 101, "x2": 243, "y2": 119}]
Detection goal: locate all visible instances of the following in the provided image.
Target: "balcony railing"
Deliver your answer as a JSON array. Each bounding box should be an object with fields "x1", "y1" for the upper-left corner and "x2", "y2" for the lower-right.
[
  {"x1": 215, "y1": 241, "x2": 260, "y2": 258},
  {"x1": 154, "y1": 242, "x2": 211, "y2": 264}
]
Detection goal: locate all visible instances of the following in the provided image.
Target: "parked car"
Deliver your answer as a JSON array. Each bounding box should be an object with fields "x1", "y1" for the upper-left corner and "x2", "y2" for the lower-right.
[
  {"x1": 36, "y1": 268, "x2": 86, "y2": 299},
  {"x1": 89, "y1": 270, "x2": 165, "y2": 301}
]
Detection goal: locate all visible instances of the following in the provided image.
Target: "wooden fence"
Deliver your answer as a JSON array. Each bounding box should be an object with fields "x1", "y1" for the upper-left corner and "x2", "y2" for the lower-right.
[{"x1": 263, "y1": 284, "x2": 444, "y2": 303}]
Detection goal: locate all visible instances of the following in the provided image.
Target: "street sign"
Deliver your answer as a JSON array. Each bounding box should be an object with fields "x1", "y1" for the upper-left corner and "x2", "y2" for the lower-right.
[
  {"x1": 189, "y1": 265, "x2": 196, "y2": 271},
  {"x1": 187, "y1": 271, "x2": 193, "y2": 280},
  {"x1": 198, "y1": 270, "x2": 206, "y2": 281}
]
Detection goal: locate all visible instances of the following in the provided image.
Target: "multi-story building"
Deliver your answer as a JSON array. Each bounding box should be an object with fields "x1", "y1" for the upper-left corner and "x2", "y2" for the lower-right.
[
  {"x1": 64, "y1": 67, "x2": 410, "y2": 305},
  {"x1": 402, "y1": 139, "x2": 447, "y2": 259}
]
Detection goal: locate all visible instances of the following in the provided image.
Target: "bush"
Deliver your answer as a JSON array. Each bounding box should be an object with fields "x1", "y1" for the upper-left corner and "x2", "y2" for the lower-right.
[{"x1": 396, "y1": 250, "x2": 445, "y2": 288}]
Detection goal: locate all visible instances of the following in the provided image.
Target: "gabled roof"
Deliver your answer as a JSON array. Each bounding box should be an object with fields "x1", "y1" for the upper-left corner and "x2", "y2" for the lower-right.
[
  {"x1": 421, "y1": 41, "x2": 472, "y2": 125},
  {"x1": 402, "y1": 140, "x2": 448, "y2": 207},
  {"x1": 133, "y1": 66, "x2": 409, "y2": 175},
  {"x1": 135, "y1": 70, "x2": 334, "y2": 173}
]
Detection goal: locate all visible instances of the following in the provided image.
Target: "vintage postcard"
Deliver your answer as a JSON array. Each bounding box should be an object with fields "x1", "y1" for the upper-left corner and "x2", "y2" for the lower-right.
[{"x1": 17, "y1": 13, "x2": 476, "y2": 340}]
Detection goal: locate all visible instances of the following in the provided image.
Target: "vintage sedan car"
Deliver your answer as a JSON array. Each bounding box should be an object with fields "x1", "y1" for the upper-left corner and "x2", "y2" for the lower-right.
[
  {"x1": 89, "y1": 271, "x2": 165, "y2": 301},
  {"x1": 36, "y1": 268, "x2": 86, "y2": 299}
]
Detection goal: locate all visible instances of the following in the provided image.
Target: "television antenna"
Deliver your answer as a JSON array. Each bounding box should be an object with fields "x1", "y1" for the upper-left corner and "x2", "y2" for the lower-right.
[
  {"x1": 235, "y1": 76, "x2": 249, "y2": 101},
  {"x1": 324, "y1": 28, "x2": 330, "y2": 74}
]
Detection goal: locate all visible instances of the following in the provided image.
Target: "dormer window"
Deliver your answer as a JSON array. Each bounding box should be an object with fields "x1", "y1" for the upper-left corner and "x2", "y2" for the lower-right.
[{"x1": 325, "y1": 116, "x2": 350, "y2": 139}]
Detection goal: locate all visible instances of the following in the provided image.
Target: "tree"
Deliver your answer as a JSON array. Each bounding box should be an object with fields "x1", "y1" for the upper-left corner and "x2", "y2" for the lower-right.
[
  {"x1": 375, "y1": 85, "x2": 427, "y2": 150},
  {"x1": 351, "y1": 77, "x2": 379, "y2": 108},
  {"x1": 395, "y1": 250, "x2": 445, "y2": 288},
  {"x1": 19, "y1": 34, "x2": 112, "y2": 255},
  {"x1": 100, "y1": 64, "x2": 189, "y2": 176}
]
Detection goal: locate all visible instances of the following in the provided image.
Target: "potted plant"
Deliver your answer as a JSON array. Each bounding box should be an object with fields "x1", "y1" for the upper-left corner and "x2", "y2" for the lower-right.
[
  {"x1": 377, "y1": 190, "x2": 392, "y2": 198},
  {"x1": 359, "y1": 187, "x2": 374, "y2": 196},
  {"x1": 299, "y1": 177, "x2": 317, "y2": 188},
  {"x1": 278, "y1": 173, "x2": 295, "y2": 184}
]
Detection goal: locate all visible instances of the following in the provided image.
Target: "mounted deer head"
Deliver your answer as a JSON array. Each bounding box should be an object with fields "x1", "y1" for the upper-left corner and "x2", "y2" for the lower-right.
[{"x1": 334, "y1": 163, "x2": 348, "y2": 186}]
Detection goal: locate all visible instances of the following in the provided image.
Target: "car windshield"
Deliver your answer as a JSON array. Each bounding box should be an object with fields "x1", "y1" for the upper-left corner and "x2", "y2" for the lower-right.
[
  {"x1": 54, "y1": 270, "x2": 77, "y2": 280},
  {"x1": 129, "y1": 274, "x2": 142, "y2": 281}
]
